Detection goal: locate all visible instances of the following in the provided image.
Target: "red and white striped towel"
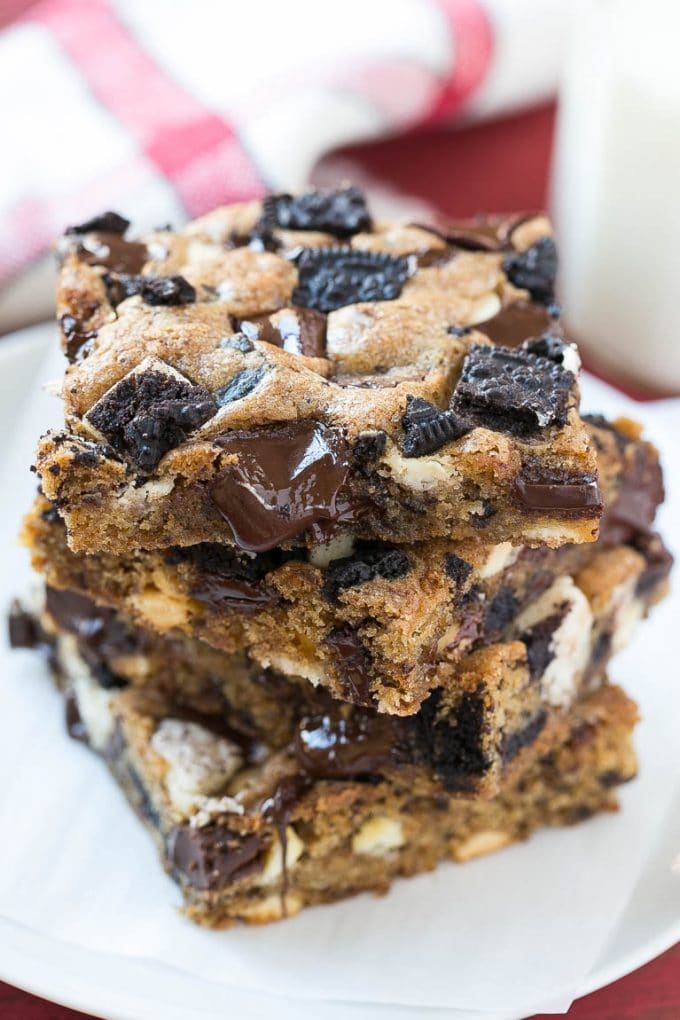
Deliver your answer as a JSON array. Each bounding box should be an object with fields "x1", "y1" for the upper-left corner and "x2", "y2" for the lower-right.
[{"x1": 0, "y1": 0, "x2": 571, "y2": 330}]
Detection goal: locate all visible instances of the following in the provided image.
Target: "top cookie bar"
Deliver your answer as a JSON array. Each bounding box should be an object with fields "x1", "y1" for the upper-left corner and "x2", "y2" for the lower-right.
[{"x1": 38, "y1": 188, "x2": 601, "y2": 555}]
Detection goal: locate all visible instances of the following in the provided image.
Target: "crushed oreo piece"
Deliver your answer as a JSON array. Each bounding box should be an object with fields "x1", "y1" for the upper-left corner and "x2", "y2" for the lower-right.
[
  {"x1": 521, "y1": 611, "x2": 565, "y2": 680},
  {"x1": 322, "y1": 542, "x2": 411, "y2": 601},
  {"x1": 484, "y1": 585, "x2": 520, "y2": 640},
  {"x1": 107, "y1": 273, "x2": 196, "y2": 307},
  {"x1": 414, "y1": 687, "x2": 489, "y2": 792},
  {"x1": 167, "y1": 543, "x2": 301, "y2": 613},
  {"x1": 324, "y1": 625, "x2": 375, "y2": 707},
  {"x1": 401, "y1": 396, "x2": 472, "y2": 457},
  {"x1": 503, "y1": 237, "x2": 557, "y2": 304},
  {"x1": 66, "y1": 211, "x2": 130, "y2": 235},
  {"x1": 522, "y1": 333, "x2": 576, "y2": 370},
  {"x1": 262, "y1": 186, "x2": 371, "y2": 238},
  {"x1": 500, "y1": 710, "x2": 547, "y2": 763},
  {"x1": 444, "y1": 553, "x2": 473, "y2": 588},
  {"x1": 220, "y1": 334, "x2": 254, "y2": 353},
  {"x1": 352, "y1": 431, "x2": 387, "y2": 466},
  {"x1": 293, "y1": 247, "x2": 411, "y2": 313},
  {"x1": 214, "y1": 367, "x2": 267, "y2": 407},
  {"x1": 447, "y1": 324, "x2": 473, "y2": 337},
  {"x1": 88, "y1": 367, "x2": 217, "y2": 471},
  {"x1": 450, "y1": 344, "x2": 572, "y2": 436}
]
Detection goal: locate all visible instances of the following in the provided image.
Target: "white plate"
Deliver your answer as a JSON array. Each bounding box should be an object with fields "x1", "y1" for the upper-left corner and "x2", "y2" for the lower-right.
[{"x1": 0, "y1": 324, "x2": 679, "y2": 1020}]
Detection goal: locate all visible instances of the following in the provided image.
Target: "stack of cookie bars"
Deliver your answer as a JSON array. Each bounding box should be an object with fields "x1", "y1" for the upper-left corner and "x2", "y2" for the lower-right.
[{"x1": 11, "y1": 187, "x2": 671, "y2": 925}]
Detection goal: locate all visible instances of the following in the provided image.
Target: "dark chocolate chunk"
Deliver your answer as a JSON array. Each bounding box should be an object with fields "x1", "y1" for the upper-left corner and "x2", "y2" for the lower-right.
[
  {"x1": 477, "y1": 301, "x2": 554, "y2": 348},
  {"x1": 352, "y1": 431, "x2": 387, "y2": 465},
  {"x1": 87, "y1": 367, "x2": 217, "y2": 472},
  {"x1": 60, "y1": 314, "x2": 97, "y2": 363},
  {"x1": 503, "y1": 237, "x2": 557, "y2": 304},
  {"x1": 322, "y1": 542, "x2": 411, "y2": 602},
  {"x1": 413, "y1": 687, "x2": 489, "y2": 792},
  {"x1": 324, "y1": 625, "x2": 375, "y2": 707},
  {"x1": 293, "y1": 247, "x2": 411, "y2": 313},
  {"x1": 168, "y1": 825, "x2": 263, "y2": 891},
  {"x1": 107, "y1": 273, "x2": 196, "y2": 306},
  {"x1": 166, "y1": 543, "x2": 291, "y2": 613},
  {"x1": 211, "y1": 422, "x2": 350, "y2": 552},
  {"x1": 401, "y1": 396, "x2": 472, "y2": 457},
  {"x1": 500, "y1": 710, "x2": 547, "y2": 763},
  {"x1": 450, "y1": 344, "x2": 572, "y2": 437},
  {"x1": 73, "y1": 234, "x2": 148, "y2": 274},
  {"x1": 516, "y1": 472, "x2": 603, "y2": 512},
  {"x1": 484, "y1": 585, "x2": 520, "y2": 640},
  {"x1": 262, "y1": 186, "x2": 371, "y2": 238},
  {"x1": 66, "y1": 211, "x2": 130, "y2": 235},
  {"x1": 632, "y1": 533, "x2": 673, "y2": 597},
  {"x1": 295, "y1": 710, "x2": 405, "y2": 779},
  {"x1": 8, "y1": 601, "x2": 44, "y2": 649},
  {"x1": 521, "y1": 611, "x2": 566, "y2": 680},
  {"x1": 443, "y1": 214, "x2": 528, "y2": 251},
  {"x1": 239, "y1": 307, "x2": 327, "y2": 358},
  {"x1": 220, "y1": 334, "x2": 254, "y2": 353},
  {"x1": 599, "y1": 444, "x2": 664, "y2": 545},
  {"x1": 214, "y1": 367, "x2": 267, "y2": 407},
  {"x1": 444, "y1": 553, "x2": 473, "y2": 588},
  {"x1": 45, "y1": 587, "x2": 140, "y2": 660}
]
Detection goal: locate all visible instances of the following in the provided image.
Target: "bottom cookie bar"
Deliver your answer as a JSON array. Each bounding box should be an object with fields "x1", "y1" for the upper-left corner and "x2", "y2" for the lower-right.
[{"x1": 37, "y1": 636, "x2": 637, "y2": 925}]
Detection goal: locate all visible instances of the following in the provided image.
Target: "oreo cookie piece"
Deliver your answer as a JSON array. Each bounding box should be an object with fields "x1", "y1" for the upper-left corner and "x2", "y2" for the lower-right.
[
  {"x1": 106, "y1": 273, "x2": 196, "y2": 307},
  {"x1": 66, "y1": 211, "x2": 130, "y2": 235},
  {"x1": 450, "y1": 344, "x2": 572, "y2": 437},
  {"x1": 401, "y1": 396, "x2": 471, "y2": 457},
  {"x1": 413, "y1": 687, "x2": 489, "y2": 793},
  {"x1": 214, "y1": 367, "x2": 267, "y2": 407},
  {"x1": 87, "y1": 362, "x2": 217, "y2": 471},
  {"x1": 502, "y1": 237, "x2": 557, "y2": 304},
  {"x1": 444, "y1": 553, "x2": 473, "y2": 588},
  {"x1": 522, "y1": 333, "x2": 580, "y2": 374},
  {"x1": 262, "y1": 186, "x2": 372, "y2": 238},
  {"x1": 293, "y1": 247, "x2": 411, "y2": 313},
  {"x1": 322, "y1": 542, "x2": 411, "y2": 602},
  {"x1": 167, "y1": 542, "x2": 300, "y2": 613}
]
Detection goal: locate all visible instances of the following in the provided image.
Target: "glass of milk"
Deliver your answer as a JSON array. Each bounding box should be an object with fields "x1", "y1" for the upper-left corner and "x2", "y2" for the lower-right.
[{"x1": 552, "y1": 0, "x2": 680, "y2": 393}]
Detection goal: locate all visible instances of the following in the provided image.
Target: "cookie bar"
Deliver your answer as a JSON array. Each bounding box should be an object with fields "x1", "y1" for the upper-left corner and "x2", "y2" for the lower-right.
[
  {"x1": 37, "y1": 190, "x2": 602, "y2": 555},
  {"x1": 23, "y1": 413, "x2": 668, "y2": 714},
  {"x1": 36, "y1": 635, "x2": 639, "y2": 925}
]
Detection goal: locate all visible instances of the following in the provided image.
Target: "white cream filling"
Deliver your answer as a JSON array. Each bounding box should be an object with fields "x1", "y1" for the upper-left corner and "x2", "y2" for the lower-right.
[
  {"x1": 151, "y1": 719, "x2": 243, "y2": 816},
  {"x1": 58, "y1": 636, "x2": 116, "y2": 752}
]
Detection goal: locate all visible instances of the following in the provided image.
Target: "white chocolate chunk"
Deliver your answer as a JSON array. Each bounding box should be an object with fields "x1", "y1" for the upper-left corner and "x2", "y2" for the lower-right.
[
  {"x1": 383, "y1": 444, "x2": 453, "y2": 490},
  {"x1": 478, "y1": 542, "x2": 519, "y2": 579},
  {"x1": 309, "y1": 533, "x2": 355, "y2": 568},
  {"x1": 352, "y1": 816, "x2": 404, "y2": 856},
  {"x1": 259, "y1": 827, "x2": 305, "y2": 884},
  {"x1": 452, "y1": 829, "x2": 512, "y2": 862},
  {"x1": 58, "y1": 635, "x2": 115, "y2": 752}
]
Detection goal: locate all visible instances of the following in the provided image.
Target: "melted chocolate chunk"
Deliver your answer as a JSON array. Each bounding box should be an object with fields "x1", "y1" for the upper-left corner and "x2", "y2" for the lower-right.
[
  {"x1": 599, "y1": 444, "x2": 665, "y2": 545},
  {"x1": 262, "y1": 186, "x2": 371, "y2": 238},
  {"x1": 88, "y1": 367, "x2": 217, "y2": 472},
  {"x1": 444, "y1": 553, "x2": 473, "y2": 588},
  {"x1": 45, "y1": 587, "x2": 139, "y2": 660},
  {"x1": 168, "y1": 824, "x2": 263, "y2": 891},
  {"x1": 166, "y1": 543, "x2": 293, "y2": 613},
  {"x1": 521, "y1": 610, "x2": 566, "y2": 680},
  {"x1": 451, "y1": 344, "x2": 572, "y2": 437},
  {"x1": 414, "y1": 687, "x2": 489, "y2": 793},
  {"x1": 484, "y1": 586, "x2": 520, "y2": 641},
  {"x1": 322, "y1": 542, "x2": 411, "y2": 602},
  {"x1": 239, "y1": 307, "x2": 327, "y2": 358},
  {"x1": 106, "y1": 273, "x2": 195, "y2": 306},
  {"x1": 352, "y1": 431, "x2": 387, "y2": 466},
  {"x1": 502, "y1": 237, "x2": 557, "y2": 304},
  {"x1": 214, "y1": 367, "x2": 267, "y2": 407},
  {"x1": 293, "y1": 247, "x2": 411, "y2": 313},
  {"x1": 60, "y1": 314, "x2": 97, "y2": 363},
  {"x1": 500, "y1": 710, "x2": 547, "y2": 763},
  {"x1": 324, "y1": 625, "x2": 375, "y2": 707},
  {"x1": 476, "y1": 300, "x2": 554, "y2": 348},
  {"x1": 401, "y1": 396, "x2": 472, "y2": 457},
  {"x1": 515, "y1": 471, "x2": 603, "y2": 513},
  {"x1": 295, "y1": 710, "x2": 405, "y2": 779},
  {"x1": 211, "y1": 422, "x2": 350, "y2": 552},
  {"x1": 66, "y1": 211, "x2": 130, "y2": 235},
  {"x1": 443, "y1": 213, "x2": 529, "y2": 251},
  {"x1": 74, "y1": 234, "x2": 148, "y2": 274},
  {"x1": 8, "y1": 602, "x2": 44, "y2": 649}
]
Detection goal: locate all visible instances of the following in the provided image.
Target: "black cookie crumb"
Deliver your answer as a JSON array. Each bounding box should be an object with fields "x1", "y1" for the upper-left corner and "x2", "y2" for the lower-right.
[
  {"x1": 352, "y1": 431, "x2": 387, "y2": 466},
  {"x1": 447, "y1": 324, "x2": 473, "y2": 337},
  {"x1": 414, "y1": 686, "x2": 489, "y2": 792},
  {"x1": 66, "y1": 211, "x2": 130, "y2": 235},
  {"x1": 113, "y1": 273, "x2": 197, "y2": 306},
  {"x1": 451, "y1": 344, "x2": 572, "y2": 437},
  {"x1": 293, "y1": 247, "x2": 411, "y2": 313},
  {"x1": 220, "y1": 334, "x2": 255, "y2": 354},
  {"x1": 214, "y1": 367, "x2": 267, "y2": 407},
  {"x1": 262, "y1": 186, "x2": 371, "y2": 238},
  {"x1": 401, "y1": 396, "x2": 472, "y2": 457},
  {"x1": 60, "y1": 314, "x2": 97, "y2": 363},
  {"x1": 522, "y1": 333, "x2": 575, "y2": 369},
  {"x1": 500, "y1": 710, "x2": 547, "y2": 764},
  {"x1": 444, "y1": 553, "x2": 473, "y2": 588},
  {"x1": 521, "y1": 610, "x2": 565, "y2": 680},
  {"x1": 88, "y1": 367, "x2": 217, "y2": 471},
  {"x1": 484, "y1": 585, "x2": 520, "y2": 640},
  {"x1": 503, "y1": 237, "x2": 557, "y2": 304},
  {"x1": 322, "y1": 542, "x2": 411, "y2": 602}
]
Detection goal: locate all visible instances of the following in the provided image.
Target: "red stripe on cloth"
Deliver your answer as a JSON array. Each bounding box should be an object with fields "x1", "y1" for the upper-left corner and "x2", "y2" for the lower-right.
[
  {"x1": 27, "y1": 0, "x2": 265, "y2": 212},
  {"x1": 424, "y1": 0, "x2": 494, "y2": 124}
]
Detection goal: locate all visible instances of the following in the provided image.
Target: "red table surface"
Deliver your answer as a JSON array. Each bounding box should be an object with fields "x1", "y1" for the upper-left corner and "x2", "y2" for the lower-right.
[{"x1": 0, "y1": 48, "x2": 676, "y2": 1017}]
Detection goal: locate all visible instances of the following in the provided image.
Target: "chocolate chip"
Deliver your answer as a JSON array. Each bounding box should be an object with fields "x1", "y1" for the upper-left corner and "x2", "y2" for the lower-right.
[
  {"x1": 220, "y1": 334, "x2": 254, "y2": 353},
  {"x1": 262, "y1": 186, "x2": 371, "y2": 238},
  {"x1": 515, "y1": 471, "x2": 603, "y2": 512},
  {"x1": 500, "y1": 710, "x2": 547, "y2": 763},
  {"x1": 322, "y1": 542, "x2": 411, "y2": 602},
  {"x1": 450, "y1": 344, "x2": 572, "y2": 437},
  {"x1": 503, "y1": 237, "x2": 557, "y2": 304},
  {"x1": 66, "y1": 211, "x2": 130, "y2": 235},
  {"x1": 87, "y1": 367, "x2": 217, "y2": 471},
  {"x1": 214, "y1": 367, "x2": 267, "y2": 407},
  {"x1": 168, "y1": 825, "x2": 263, "y2": 891},
  {"x1": 293, "y1": 247, "x2": 411, "y2": 312},
  {"x1": 444, "y1": 553, "x2": 473, "y2": 588},
  {"x1": 295, "y1": 709, "x2": 404, "y2": 779},
  {"x1": 352, "y1": 431, "x2": 387, "y2": 465},
  {"x1": 414, "y1": 687, "x2": 489, "y2": 792},
  {"x1": 108, "y1": 273, "x2": 196, "y2": 306},
  {"x1": 324, "y1": 625, "x2": 375, "y2": 707},
  {"x1": 476, "y1": 301, "x2": 553, "y2": 348},
  {"x1": 484, "y1": 585, "x2": 519, "y2": 640},
  {"x1": 45, "y1": 587, "x2": 140, "y2": 660},
  {"x1": 211, "y1": 422, "x2": 350, "y2": 552},
  {"x1": 401, "y1": 396, "x2": 472, "y2": 457},
  {"x1": 166, "y1": 543, "x2": 295, "y2": 613}
]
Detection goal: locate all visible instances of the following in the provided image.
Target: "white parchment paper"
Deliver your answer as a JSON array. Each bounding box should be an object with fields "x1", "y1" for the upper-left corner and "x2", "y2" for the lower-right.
[{"x1": 0, "y1": 328, "x2": 678, "y2": 1016}]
